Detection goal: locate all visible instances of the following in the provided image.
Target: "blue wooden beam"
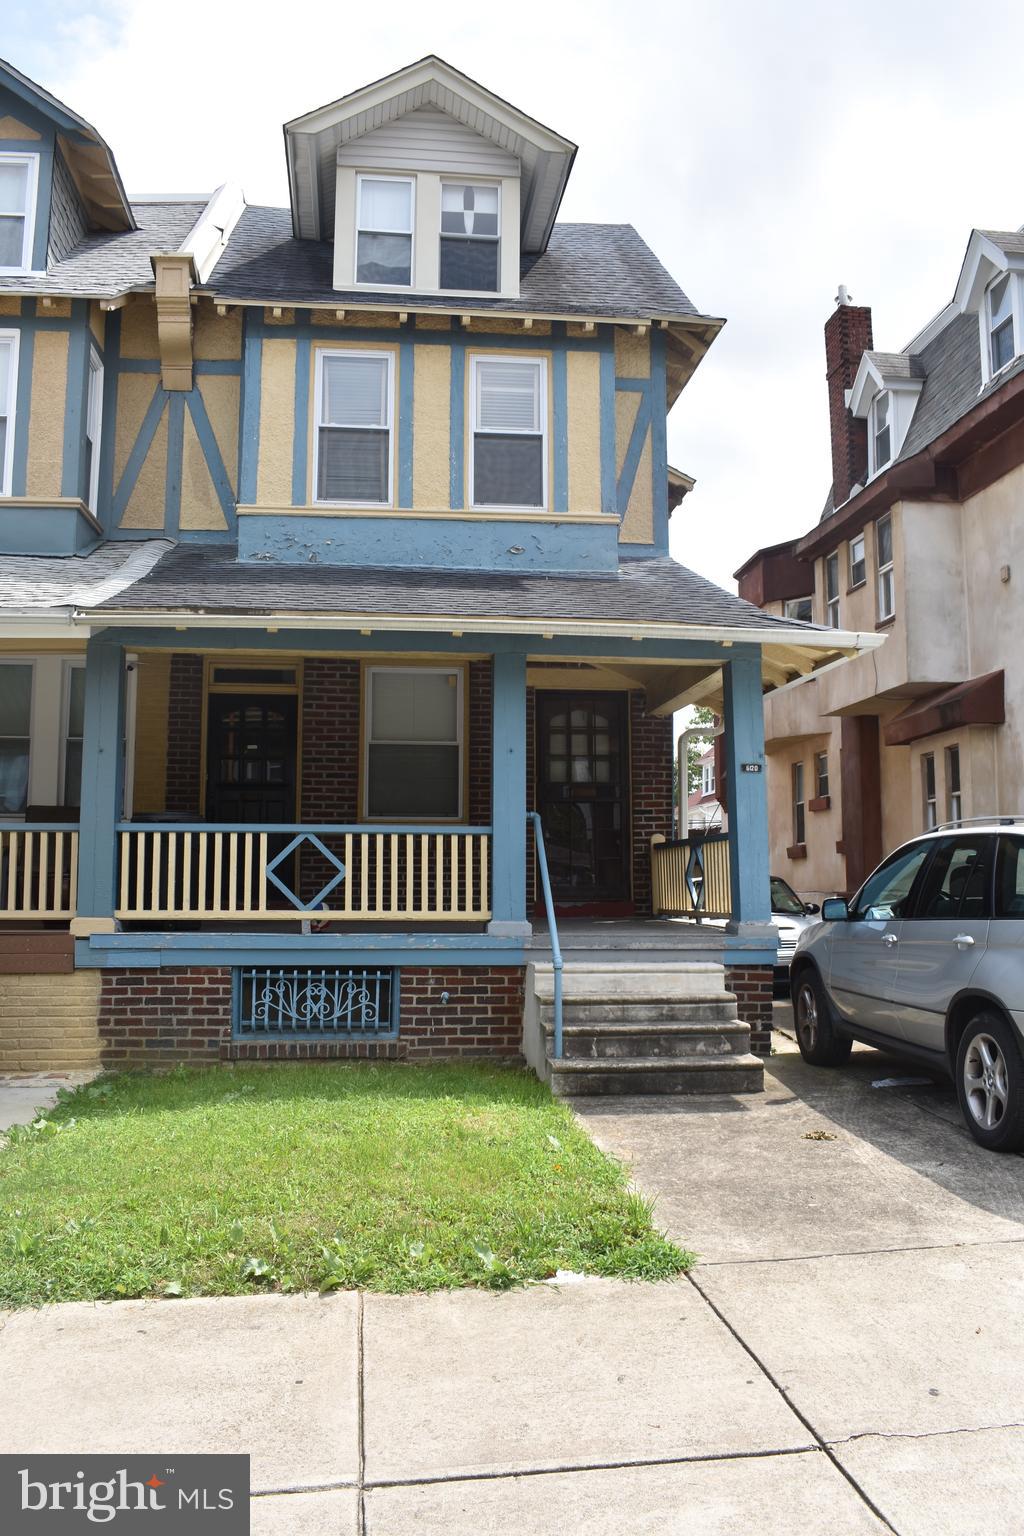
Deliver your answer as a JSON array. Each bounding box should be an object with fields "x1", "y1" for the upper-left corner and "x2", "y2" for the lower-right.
[
  {"x1": 722, "y1": 651, "x2": 772, "y2": 927},
  {"x1": 489, "y1": 650, "x2": 530, "y2": 936},
  {"x1": 75, "y1": 636, "x2": 127, "y2": 927}
]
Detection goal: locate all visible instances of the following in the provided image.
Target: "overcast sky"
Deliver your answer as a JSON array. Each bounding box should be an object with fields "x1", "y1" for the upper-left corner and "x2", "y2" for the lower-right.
[{"x1": 6, "y1": 0, "x2": 1024, "y2": 588}]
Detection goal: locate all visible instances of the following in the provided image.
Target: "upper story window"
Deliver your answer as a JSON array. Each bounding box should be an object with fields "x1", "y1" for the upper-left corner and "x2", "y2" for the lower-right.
[
  {"x1": 0, "y1": 153, "x2": 38, "y2": 273},
  {"x1": 701, "y1": 762, "x2": 716, "y2": 797},
  {"x1": 825, "y1": 552, "x2": 840, "y2": 627},
  {"x1": 870, "y1": 389, "x2": 892, "y2": 474},
  {"x1": 314, "y1": 349, "x2": 394, "y2": 506},
  {"x1": 0, "y1": 330, "x2": 18, "y2": 495},
  {"x1": 84, "y1": 346, "x2": 103, "y2": 512},
  {"x1": 470, "y1": 356, "x2": 547, "y2": 510},
  {"x1": 355, "y1": 176, "x2": 414, "y2": 287},
  {"x1": 791, "y1": 761, "x2": 806, "y2": 847},
  {"x1": 987, "y1": 273, "x2": 1016, "y2": 375},
  {"x1": 849, "y1": 532, "x2": 866, "y2": 588},
  {"x1": 784, "y1": 597, "x2": 812, "y2": 623},
  {"x1": 876, "y1": 513, "x2": 895, "y2": 621},
  {"x1": 440, "y1": 182, "x2": 500, "y2": 293}
]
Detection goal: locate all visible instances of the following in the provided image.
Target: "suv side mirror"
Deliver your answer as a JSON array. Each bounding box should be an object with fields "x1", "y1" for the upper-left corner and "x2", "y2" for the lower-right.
[
  {"x1": 803, "y1": 902, "x2": 820, "y2": 915},
  {"x1": 821, "y1": 898, "x2": 849, "y2": 921}
]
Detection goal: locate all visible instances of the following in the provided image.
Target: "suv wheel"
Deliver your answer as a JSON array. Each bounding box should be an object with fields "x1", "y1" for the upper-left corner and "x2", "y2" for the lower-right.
[
  {"x1": 955, "y1": 1012, "x2": 1024, "y2": 1153},
  {"x1": 793, "y1": 971, "x2": 852, "y2": 1067}
]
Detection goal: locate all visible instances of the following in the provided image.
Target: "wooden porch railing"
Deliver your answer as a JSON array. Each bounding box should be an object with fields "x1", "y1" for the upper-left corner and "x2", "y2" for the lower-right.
[
  {"x1": 114, "y1": 824, "x2": 492, "y2": 923},
  {"x1": 0, "y1": 824, "x2": 79, "y2": 921},
  {"x1": 651, "y1": 832, "x2": 732, "y2": 919}
]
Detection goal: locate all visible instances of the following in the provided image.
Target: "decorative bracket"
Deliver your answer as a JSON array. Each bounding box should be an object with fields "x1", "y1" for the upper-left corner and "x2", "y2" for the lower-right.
[{"x1": 151, "y1": 253, "x2": 195, "y2": 391}]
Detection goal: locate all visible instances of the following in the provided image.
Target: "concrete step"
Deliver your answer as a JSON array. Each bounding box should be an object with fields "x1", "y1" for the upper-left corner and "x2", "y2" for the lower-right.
[
  {"x1": 547, "y1": 1053, "x2": 765, "y2": 1097},
  {"x1": 544, "y1": 1021, "x2": 752, "y2": 1060},
  {"x1": 532, "y1": 963, "x2": 728, "y2": 1005},
  {"x1": 539, "y1": 998, "x2": 739, "y2": 1027}
]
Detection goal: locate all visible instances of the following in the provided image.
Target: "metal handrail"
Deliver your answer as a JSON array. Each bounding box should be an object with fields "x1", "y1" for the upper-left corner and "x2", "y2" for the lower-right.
[{"x1": 528, "y1": 811, "x2": 563, "y2": 1060}]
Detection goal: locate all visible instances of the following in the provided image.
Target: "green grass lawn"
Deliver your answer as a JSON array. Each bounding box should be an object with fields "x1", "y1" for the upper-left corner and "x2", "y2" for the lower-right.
[{"x1": 0, "y1": 1063, "x2": 691, "y2": 1306}]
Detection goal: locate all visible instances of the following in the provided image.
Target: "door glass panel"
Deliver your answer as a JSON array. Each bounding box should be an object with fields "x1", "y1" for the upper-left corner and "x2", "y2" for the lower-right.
[
  {"x1": 571, "y1": 733, "x2": 587, "y2": 753},
  {"x1": 851, "y1": 842, "x2": 932, "y2": 921},
  {"x1": 914, "y1": 837, "x2": 993, "y2": 920},
  {"x1": 995, "y1": 838, "x2": 1024, "y2": 918}
]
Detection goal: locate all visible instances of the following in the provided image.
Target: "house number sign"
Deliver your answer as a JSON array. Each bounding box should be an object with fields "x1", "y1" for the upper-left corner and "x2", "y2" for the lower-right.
[{"x1": 740, "y1": 762, "x2": 762, "y2": 773}]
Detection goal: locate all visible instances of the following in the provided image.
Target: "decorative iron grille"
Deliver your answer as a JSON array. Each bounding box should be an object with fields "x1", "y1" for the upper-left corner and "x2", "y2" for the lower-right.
[{"x1": 234, "y1": 966, "x2": 398, "y2": 1039}]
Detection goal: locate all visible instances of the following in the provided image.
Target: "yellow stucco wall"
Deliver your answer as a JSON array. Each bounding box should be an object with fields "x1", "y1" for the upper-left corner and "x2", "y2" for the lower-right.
[
  {"x1": 119, "y1": 298, "x2": 160, "y2": 361},
  {"x1": 615, "y1": 328, "x2": 651, "y2": 378},
  {"x1": 180, "y1": 410, "x2": 228, "y2": 531},
  {"x1": 412, "y1": 342, "x2": 450, "y2": 510},
  {"x1": 567, "y1": 350, "x2": 602, "y2": 514},
  {"x1": 132, "y1": 653, "x2": 170, "y2": 812},
  {"x1": 0, "y1": 972, "x2": 101, "y2": 1071},
  {"x1": 121, "y1": 405, "x2": 168, "y2": 530},
  {"x1": 197, "y1": 374, "x2": 239, "y2": 496},
  {"x1": 257, "y1": 337, "x2": 296, "y2": 504},
  {"x1": 194, "y1": 303, "x2": 242, "y2": 360},
  {"x1": 0, "y1": 296, "x2": 19, "y2": 315},
  {"x1": 25, "y1": 329, "x2": 69, "y2": 499},
  {"x1": 614, "y1": 387, "x2": 654, "y2": 544}
]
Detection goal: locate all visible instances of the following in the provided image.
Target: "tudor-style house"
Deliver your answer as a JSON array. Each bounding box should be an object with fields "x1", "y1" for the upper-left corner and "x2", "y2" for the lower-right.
[
  {"x1": 737, "y1": 237, "x2": 1024, "y2": 904},
  {"x1": 0, "y1": 55, "x2": 870, "y2": 1089}
]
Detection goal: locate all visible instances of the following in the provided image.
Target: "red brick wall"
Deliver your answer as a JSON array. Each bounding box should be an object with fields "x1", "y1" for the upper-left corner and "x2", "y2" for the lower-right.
[
  {"x1": 299, "y1": 659, "x2": 361, "y2": 904},
  {"x1": 467, "y1": 660, "x2": 492, "y2": 826},
  {"x1": 165, "y1": 655, "x2": 204, "y2": 815},
  {"x1": 98, "y1": 967, "x2": 233, "y2": 1068},
  {"x1": 629, "y1": 690, "x2": 674, "y2": 916},
  {"x1": 400, "y1": 966, "x2": 523, "y2": 1059},
  {"x1": 824, "y1": 302, "x2": 873, "y2": 508},
  {"x1": 726, "y1": 964, "x2": 774, "y2": 1056}
]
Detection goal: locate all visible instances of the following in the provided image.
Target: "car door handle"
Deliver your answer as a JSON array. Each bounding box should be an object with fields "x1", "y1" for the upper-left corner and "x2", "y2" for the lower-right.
[
  {"x1": 882, "y1": 933, "x2": 899, "y2": 946},
  {"x1": 953, "y1": 933, "x2": 975, "y2": 947}
]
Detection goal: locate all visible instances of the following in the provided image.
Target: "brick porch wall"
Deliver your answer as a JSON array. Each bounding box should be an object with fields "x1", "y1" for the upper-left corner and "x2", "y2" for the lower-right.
[
  {"x1": 467, "y1": 660, "x2": 492, "y2": 825},
  {"x1": 165, "y1": 655, "x2": 204, "y2": 815},
  {"x1": 299, "y1": 658, "x2": 361, "y2": 903},
  {"x1": 629, "y1": 690, "x2": 674, "y2": 916},
  {"x1": 725, "y1": 965, "x2": 774, "y2": 1057},
  {"x1": 98, "y1": 968, "x2": 233, "y2": 1069}
]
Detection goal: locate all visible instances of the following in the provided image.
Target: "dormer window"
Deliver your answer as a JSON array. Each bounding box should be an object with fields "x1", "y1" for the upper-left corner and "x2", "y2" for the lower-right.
[
  {"x1": 987, "y1": 273, "x2": 1015, "y2": 375},
  {"x1": 355, "y1": 176, "x2": 414, "y2": 287},
  {"x1": 440, "y1": 183, "x2": 500, "y2": 292},
  {"x1": 0, "y1": 153, "x2": 38, "y2": 274},
  {"x1": 870, "y1": 389, "x2": 892, "y2": 474}
]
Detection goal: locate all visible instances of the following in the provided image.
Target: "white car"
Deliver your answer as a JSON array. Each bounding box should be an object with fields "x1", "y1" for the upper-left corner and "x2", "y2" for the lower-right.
[{"x1": 771, "y1": 875, "x2": 821, "y2": 978}]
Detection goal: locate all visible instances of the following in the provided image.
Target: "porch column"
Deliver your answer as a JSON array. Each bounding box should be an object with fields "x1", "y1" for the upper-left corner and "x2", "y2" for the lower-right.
[
  {"x1": 488, "y1": 649, "x2": 530, "y2": 938},
  {"x1": 722, "y1": 652, "x2": 771, "y2": 929},
  {"x1": 70, "y1": 634, "x2": 127, "y2": 937}
]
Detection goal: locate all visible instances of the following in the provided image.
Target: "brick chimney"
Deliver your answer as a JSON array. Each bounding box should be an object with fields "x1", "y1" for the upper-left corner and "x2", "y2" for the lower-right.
[{"x1": 824, "y1": 288, "x2": 873, "y2": 508}]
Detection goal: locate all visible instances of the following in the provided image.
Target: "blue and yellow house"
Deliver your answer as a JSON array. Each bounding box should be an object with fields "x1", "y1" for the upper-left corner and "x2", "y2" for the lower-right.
[{"x1": 0, "y1": 56, "x2": 877, "y2": 1086}]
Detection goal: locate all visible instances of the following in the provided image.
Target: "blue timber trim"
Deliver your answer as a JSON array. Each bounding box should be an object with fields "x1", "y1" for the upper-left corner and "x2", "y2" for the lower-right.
[
  {"x1": 291, "y1": 332, "x2": 310, "y2": 505},
  {"x1": 722, "y1": 651, "x2": 772, "y2": 925},
  {"x1": 96, "y1": 306, "x2": 120, "y2": 524},
  {"x1": 398, "y1": 334, "x2": 414, "y2": 508},
  {"x1": 118, "y1": 358, "x2": 242, "y2": 376},
  {"x1": 77, "y1": 933, "x2": 526, "y2": 970},
  {"x1": 0, "y1": 504, "x2": 99, "y2": 555},
  {"x1": 164, "y1": 391, "x2": 185, "y2": 535},
  {"x1": 244, "y1": 310, "x2": 602, "y2": 350},
  {"x1": 186, "y1": 386, "x2": 237, "y2": 532},
  {"x1": 76, "y1": 636, "x2": 126, "y2": 923},
  {"x1": 551, "y1": 336, "x2": 568, "y2": 514},
  {"x1": 489, "y1": 650, "x2": 529, "y2": 935},
  {"x1": 238, "y1": 308, "x2": 262, "y2": 504},
  {"x1": 598, "y1": 326, "x2": 617, "y2": 515},
  {"x1": 32, "y1": 141, "x2": 55, "y2": 273},
  {"x1": 449, "y1": 339, "x2": 465, "y2": 509},
  {"x1": 111, "y1": 381, "x2": 164, "y2": 525},
  {"x1": 649, "y1": 327, "x2": 669, "y2": 552},
  {"x1": 10, "y1": 314, "x2": 34, "y2": 497},
  {"x1": 60, "y1": 300, "x2": 90, "y2": 499},
  {"x1": 615, "y1": 386, "x2": 651, "y2": 515}
]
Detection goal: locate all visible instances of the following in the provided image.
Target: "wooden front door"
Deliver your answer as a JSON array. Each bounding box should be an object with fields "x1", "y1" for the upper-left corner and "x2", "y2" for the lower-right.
[
  {"x1": 205, "y1": 694, "x2": 298, "y2": 824},
  {"x1": 536, "y1": 691, "x2": 630, "y2": 907}
]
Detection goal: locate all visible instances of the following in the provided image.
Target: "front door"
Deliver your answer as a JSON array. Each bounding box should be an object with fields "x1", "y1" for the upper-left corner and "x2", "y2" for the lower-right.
[
  {"x1": 536, "y1": 691, "x2": 629, "y2": 908},
  {"x1": 205, "y1": 693, "x2": 298, "y2": 823}
]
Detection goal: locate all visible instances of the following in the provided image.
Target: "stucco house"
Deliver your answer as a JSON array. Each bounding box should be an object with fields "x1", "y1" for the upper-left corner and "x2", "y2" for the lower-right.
[
  {"x1": 737, "y1": 239, "x2": 1024, "y2": 905},
  {"x1": 0, "y1": 56, "x2": 871, "y2": 1089}
]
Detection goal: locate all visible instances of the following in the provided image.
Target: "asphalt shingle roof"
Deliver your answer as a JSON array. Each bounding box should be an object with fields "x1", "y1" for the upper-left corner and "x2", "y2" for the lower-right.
[
  {"x1": 89, "y1": 544, "x2": 808, "y2": 632},
  {"x1": 864, "y1": 351, "x2": 925, "y2": 381},
  {"x1": 0, "y1": 540, "x2": 171, "y2": 612},
  {"x1": 0, "y1": 202, "x2": 207, "y2": 298},
  {"x1": 203, "y1": 207, "x2": 700, "y2": 319}
]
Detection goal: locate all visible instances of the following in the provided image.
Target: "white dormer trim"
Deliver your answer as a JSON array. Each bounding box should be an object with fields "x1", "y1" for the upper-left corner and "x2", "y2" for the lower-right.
[
  {"x1": 177, "y1": 182, "x2": 246, "y2": 284},
  {"x1": 952, "y1": 228, "x2": 1024, "y2": 389},
  {"x1": 846, "y1": 353, "x2": 924, "y2": 479},
  {"x1": 0, "y1": 150, "x2": 40, "y2": 275}
]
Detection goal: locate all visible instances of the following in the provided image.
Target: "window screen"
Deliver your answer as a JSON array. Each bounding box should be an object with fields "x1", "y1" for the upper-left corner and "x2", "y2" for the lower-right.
[
  {"x1": 440, "y1": 183, "x2": 499, "y2": 292},
  {"x1": 316, "y1": 353, "x2": 392, "y2": 504},
  {"x1": 472, "y1": 359, "x2": 544, "y2": 508},
  {"x1": 0, "y1": 663, "x2": 31, "y2": 813},
  {"x1": 356, "y1": 178, "x2": 413, "y2": 286},
  {"x1": 366, "y1": 670, "x2": 462, "y2": 819}
]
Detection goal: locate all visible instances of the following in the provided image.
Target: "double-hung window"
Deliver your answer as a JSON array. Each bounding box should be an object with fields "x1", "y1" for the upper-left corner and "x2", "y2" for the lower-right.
[
  {"x1": 0, "y1": 662, "x2": 32, "y2": 814},
  {"x1": 0, "y1": 330, "x2": 18, "y2": 495},
  {"x1": 314, "y1": 350, "x2": 394, "y2": 506},
  {"x1": 355, "y1": 177, "x2": 413, "y2": 287},
  {"x1": 849, "y1": 532, "x2": 866, "y2": 588},
  {"x1": 471, "y1": 356, "x2": 546, "y2": 509},
  {"x1": 987, "y1": 273, "x2": 1015, "y2": 375},
  {"x1": 84, "y1": 346, "x2": 103, "y2": 512},
  {"x1": 871, "y1": 389, "x2": 892, "y2": 474},
  {"x1": 876, "y1": 514, "x2": 895, "y2": 620},
  {"x1": 792, "y1": 762, "x2": 806, "y2": 847},
  {"x1": 365, "y1": 667, "x2": 463, "y2": 820},
  {"x1": 922, "y1": 752, "x2": 937, "y2": 830},
  {"x1": 825, "y1": 552, "x2": 840, "y2": 627},
  {"x1": 945, "y1": 745, "x2": 962, "y2": 823},
  {"x1": 815, "y1": 751, "x2": 829, "y2": 801},
  {"x1": 440, "y1": 182, "x2": 499, "y2": 292},
  {"x1": 0, "y1": 153, "x2": 37, "y2": 274},
  {"x1": 61, "y1": 664, "x2": 85, "y2": 808}
]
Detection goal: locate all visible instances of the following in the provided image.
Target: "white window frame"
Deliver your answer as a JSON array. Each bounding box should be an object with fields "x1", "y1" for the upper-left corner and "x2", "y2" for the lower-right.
[
  {"x1": 825, "y1": 551, "x2": 840, "y2": 628},
  {"x1": 85, "y1": 344, "x2": 103, "y2": 512},
  {"x1": 0, "y1": 657, "x2": 34, "y2": 820},
  {"x1": 784, "y1": 596, "x2": 812, "y2": 623},
  {"x1": 815, "y1": 751, "x2": 829, "y2": 801},
  {"x1": 58, "y1": 660, "x2": 86, "y2": 808},
  {"x1": 849, "y1": 532, "x2": 866, "y2": 588},
  {"x1": 792, "y1": 761, "x2": 806, "y2": 847},
  {"x1": 354, "y1": 174, "x2": 415, "y2": 290},
  {"x1": 469, "y1": 353, "x2": 548, "y2": 512},
  {"x1": 945, "y1": 744, "x2": 962, "y2": 823},
  {"x1": 870, "y1": 389, "x2": 892, "y2": 476},
  {"x1": 0, "y1": 152, "x2": 39, "y2": 276},
  {"x1": 876, "y1": 513, "x2": 895, "y2": 621},
  {"x1": 985, "y1": 271, "x2": 1018, "y2": 379},
  {"x1": 312, "y1": 347, "x2": 395, "y2": 508},
  {"x1": 363, "y1": 665, "x2": 464, "y2": 822},
  {"x1": 0, "y1": 327, "x2": 21, "y2": 496},
  {"x1": 439, "y1": 179, "x2": 501, "y2": 295},
  {"x1": 922, "y1": 752, "x2": 937, "y2": 830}
]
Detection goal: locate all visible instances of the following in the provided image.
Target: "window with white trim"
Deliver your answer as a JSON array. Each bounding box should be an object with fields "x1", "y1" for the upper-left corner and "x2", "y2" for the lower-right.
[
  {"x1": 784, "y1": 596, "x2": 812, "y2": 623},
  {"x1": 84, "y1": 345, "x2": 103, "y2": 512},
  {"x1": 365, "y1": 667, "x2": 463, "y2": 820},
  {"x1": 815, "y1": 751, "x2": 829, "y2": 800},
  {"x1": 987, "y1": 273, "x2": 1016, "y2": 375},
  {"x1": 470, "y1": 356, "x2": 546, "y2": 509},
  {"x1": 0, "y1": 661, "x2": 32, "y2": 815},
  {"x1": 922, "y1": 752, "x2": 937, "y2": 830},
  {"x1": 870, "y1": 389, "x2": 892, "y2": 474},
  {"x1": 440, "y1": 182, "x2": 500, "y2": 292},
  {"x1": 314, "y1": 350, "x2": 394, "y2": 506},
  {"x1": 61, "y1": 663, "x2": 85, "y2": 808},
  {"x1": 849, "y1": 532, "x2": 866, "y2": 588},
  {"x1": 355, "y1": 176, "x2": 413, "y2": 287},
  {"x1": 0, "y1": 329, "x2": 18, "y2": 495},
  {"x1": 825, "y1": 552, "x2": 840, "y2": 627},
  {"x1": 945, "y1": 744, "x2": 962, "y2": 823},
  {"x1": 0, "y1": 153, "x2": 38, "y2": 274},
  {"x1": 792, "y1": 761, "x2": 806, "y2": 846},
  {"x1": 876, "y1": 513, "x2": 895, "y2": 621},
  {"x1": 701, "y1": 761, "x2": 716, "y2": 797}
]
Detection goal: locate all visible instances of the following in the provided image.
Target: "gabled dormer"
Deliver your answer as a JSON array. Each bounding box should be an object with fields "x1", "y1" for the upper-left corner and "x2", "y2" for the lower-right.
[
  {"x1": 847, "y1": 351, "x2": 925, "y2": 480},
  {"x1": 283, "y1": 56, "x2": 576, "y2": 302},
  {"x1": 953, "y1": 228, "x2": 1024, "y2": 388}
]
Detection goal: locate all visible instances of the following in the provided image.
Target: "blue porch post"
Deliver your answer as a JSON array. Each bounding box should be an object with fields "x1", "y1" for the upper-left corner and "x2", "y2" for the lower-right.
[
  {"x1": 722, "y1": 651, "x2": 772, "y2": 930},
  {"x1": 71, "y1": 635, "x2": 127, "y2": 937},
  {"x1": 488, "y1": 649, "x2": 531, "y2": 938}
]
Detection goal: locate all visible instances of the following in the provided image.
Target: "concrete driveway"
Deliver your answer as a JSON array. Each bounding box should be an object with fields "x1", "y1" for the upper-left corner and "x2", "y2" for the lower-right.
[{"x1": 1, "y1": 1027, "x2": 1021, "y2": 1533}]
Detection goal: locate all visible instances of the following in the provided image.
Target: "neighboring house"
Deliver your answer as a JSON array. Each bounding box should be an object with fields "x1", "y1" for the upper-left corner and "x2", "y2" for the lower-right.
[
  {"x1": 736, "y1": 237, "x2": 1024, "y2": 904},
  {"x1": 0, "y1": 55, "x2": 870, "y2": 1076},
  {"x1": 687, "y1": 745, "x2": 726, "y2": 833}
]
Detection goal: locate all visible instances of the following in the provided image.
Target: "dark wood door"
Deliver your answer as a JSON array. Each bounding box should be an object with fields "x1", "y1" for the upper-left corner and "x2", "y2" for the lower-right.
[
  {"x1": 205, "y1": 694, "x2": 298, "y2": 824},
  {"x1": 536, "y1": 691, "x2": 629, "y2": 905}
]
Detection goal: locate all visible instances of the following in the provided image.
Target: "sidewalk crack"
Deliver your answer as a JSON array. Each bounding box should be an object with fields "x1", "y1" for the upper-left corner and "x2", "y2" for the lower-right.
[
  {"x1": 357, "y1": 1292, "x2": 366, "y2": 1535},
  {"x1": 828, "y1": 1421, "x2": 1024, "y2": 1448}
]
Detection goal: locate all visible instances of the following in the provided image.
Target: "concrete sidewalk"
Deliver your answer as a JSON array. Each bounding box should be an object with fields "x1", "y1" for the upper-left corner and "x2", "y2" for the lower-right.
[{"x1": 0, "y1": 1069, "x2": 97, "y2": 1131}]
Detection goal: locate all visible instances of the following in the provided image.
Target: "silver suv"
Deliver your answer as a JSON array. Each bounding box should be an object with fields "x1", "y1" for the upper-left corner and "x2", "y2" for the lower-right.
[{"x1": 790, "y1": 820, "x2": 1024, "y2": 1153}]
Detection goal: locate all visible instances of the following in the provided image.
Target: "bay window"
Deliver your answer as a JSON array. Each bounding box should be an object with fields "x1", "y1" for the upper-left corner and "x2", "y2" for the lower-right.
[
  {"x1": 0, "y1": 153, "x2": 37, "y2": 274},
  {"x1": 355, "y1": 176, "x2": 413, "y2": 287},
  {"x1": 440, "y1": 182, "x2": 499, "y2": 292},
  {"x1": 365, "y1": 667, "x2": 463, "y2": 819},
  {"x1": 471, "y1": 356, "x2": 546, "y2": 508},
  {"x1": 314, "y1": 350, "x2": 394, "y2": 505}
]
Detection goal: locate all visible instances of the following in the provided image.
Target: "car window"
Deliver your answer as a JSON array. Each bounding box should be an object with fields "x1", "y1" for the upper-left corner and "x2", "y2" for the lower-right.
[
  {"x1": 912, "y1": 836, "x2": 993, "y2": 920},
  {"x1": 850, "y1": 842, "x2": 932, "y2": 922},
  {"x1": 771, "y1": 877, "x2": 805, "y2": 916},
  {"x1": 994, "y1": 837, "x2": 1024, "y2": 918}
]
